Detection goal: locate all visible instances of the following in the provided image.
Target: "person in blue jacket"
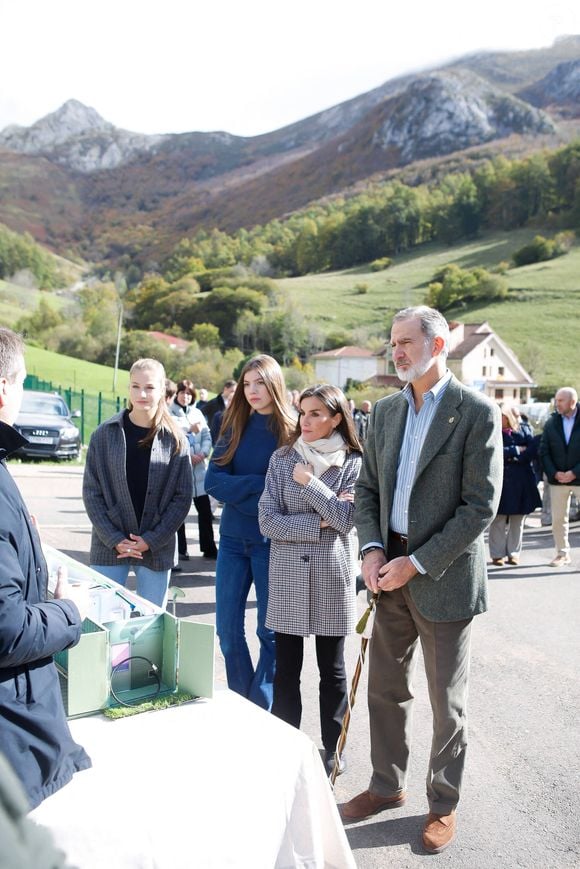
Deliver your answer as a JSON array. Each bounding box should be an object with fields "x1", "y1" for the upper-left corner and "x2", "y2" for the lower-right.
[
  {"x1": 205, "y1": 355, "x2": 294, "y2": 709},
  {"x1": 0, "y1": 327, "x2": 91, "y2": 810}
]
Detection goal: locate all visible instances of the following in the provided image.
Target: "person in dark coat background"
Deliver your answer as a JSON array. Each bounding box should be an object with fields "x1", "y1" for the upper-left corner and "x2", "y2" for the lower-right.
[
  {"x1": 540, "y1": 387, "x2": 580, "y2": 567},
  {"x1": 202, "y1": 379, "x2": 236, "y2": 429},
  {"x1": 0, "y1": 327, "x2": 91, "y2": 810},
  {"x1": 353, "y1": 400, "x2": 372, "y2": 445},
  {"x1": 488, "y1": 405, "x2": 541, "y2": 566}
]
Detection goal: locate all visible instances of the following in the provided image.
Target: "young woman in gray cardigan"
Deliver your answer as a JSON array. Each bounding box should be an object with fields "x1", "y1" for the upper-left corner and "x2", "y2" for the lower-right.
[
  {"x1": 259, "y1": 385, "x2": 362, "y2": 776},
  {"x1": 83, "y1": 358, "x2": 193, "y2": 608}
]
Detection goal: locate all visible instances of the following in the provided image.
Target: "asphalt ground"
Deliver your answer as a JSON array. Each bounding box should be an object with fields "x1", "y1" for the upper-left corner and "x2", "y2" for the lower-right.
[{"x1": 10, "y1": 463, "x2": 580, "y2": 869}]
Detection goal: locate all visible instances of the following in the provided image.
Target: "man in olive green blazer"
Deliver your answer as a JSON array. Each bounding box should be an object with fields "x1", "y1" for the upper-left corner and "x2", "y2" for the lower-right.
[{"x1": 340, "y1": 307, "x2": 502, "y2": 854}]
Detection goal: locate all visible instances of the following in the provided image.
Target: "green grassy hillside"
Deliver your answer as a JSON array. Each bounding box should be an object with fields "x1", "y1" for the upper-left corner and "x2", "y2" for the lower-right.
[
  {"x1": 0, "y1": 278, "x2": 76, "y2": 328},
  {"x1": 21, "y1": 346, "x2": 130, "y2": 448},
  {"x1": 3, "y1": 227, "x2": 577, "y2": 400},
  {"x1": 277, "y1": 228, "x2": 579, "y2": 393},
  {"x1": 24, "y1": 345, "x2": 129, "y2": 399}
]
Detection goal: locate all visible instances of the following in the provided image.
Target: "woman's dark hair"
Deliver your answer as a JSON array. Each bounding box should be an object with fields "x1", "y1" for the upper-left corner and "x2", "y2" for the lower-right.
[
  {"x1": 289, "y1": 384, "x2": 362, "y2": 453},
  {"x1": 165, "y1": 379, "x2": 177, "y2": 402},
  {"x1": 176, "y1": 379, "x2": 197, "y2": 404},
  {"x1": 213, "y1": 355, "x2": 294, "y2": 466}
]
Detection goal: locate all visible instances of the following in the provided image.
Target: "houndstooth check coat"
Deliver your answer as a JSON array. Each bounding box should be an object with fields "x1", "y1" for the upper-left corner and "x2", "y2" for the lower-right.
[{"x1": 259, "y1": 446, "x2": 362, "y2": 637}]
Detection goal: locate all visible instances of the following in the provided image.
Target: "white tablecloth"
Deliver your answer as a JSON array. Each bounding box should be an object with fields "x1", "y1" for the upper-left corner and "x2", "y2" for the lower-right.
[{"x1": 30, "y1": 689, "x2": 355, "y2": 869}]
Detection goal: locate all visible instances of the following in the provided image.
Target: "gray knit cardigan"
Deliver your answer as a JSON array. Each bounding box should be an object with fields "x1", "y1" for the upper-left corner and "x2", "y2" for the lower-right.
[{"x1": 82, "y1": 412, "x2": 193, "y2": 571}]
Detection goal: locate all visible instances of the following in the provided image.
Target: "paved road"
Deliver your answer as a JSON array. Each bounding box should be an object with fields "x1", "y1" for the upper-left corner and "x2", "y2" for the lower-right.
[{"x1": 11, "y1": 464, "x2": 580, "y2": 868}]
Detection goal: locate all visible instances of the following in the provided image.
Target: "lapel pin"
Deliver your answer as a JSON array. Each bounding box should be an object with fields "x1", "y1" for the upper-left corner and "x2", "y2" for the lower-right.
[{"x1": 448, "y1": 417, "x2": 455, "y2": 423}]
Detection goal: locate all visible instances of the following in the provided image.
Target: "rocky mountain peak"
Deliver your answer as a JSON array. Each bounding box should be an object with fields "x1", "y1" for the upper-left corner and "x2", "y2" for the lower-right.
[
  {"x1": 518, "y1": 59, "x2": 580, "y2": 113},
  {"x1": 0, "y1": 99, "x2": 112, "y2": 149},
  {"x1": 40, "y1": 99, "x2": 110, "y2": 136},
  {"x1": 0, "y1": 99, "x2": 165, "y2": 173},
  {"x1": 371, "y1": 70, "x2": 556, "y2": 163}
]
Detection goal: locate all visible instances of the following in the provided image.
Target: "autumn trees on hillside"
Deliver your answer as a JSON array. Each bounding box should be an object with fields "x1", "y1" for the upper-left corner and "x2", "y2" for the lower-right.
[{"x1": 163, "y1": 142, "x2": 580, "y2": 280}]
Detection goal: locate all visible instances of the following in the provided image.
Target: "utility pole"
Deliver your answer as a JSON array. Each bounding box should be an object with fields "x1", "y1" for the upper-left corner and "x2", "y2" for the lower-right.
[{"x1": 112, "y1": 272, "x2": 127, "y2": 393}]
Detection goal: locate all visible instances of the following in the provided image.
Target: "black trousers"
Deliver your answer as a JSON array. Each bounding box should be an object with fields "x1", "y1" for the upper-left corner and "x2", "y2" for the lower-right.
[
  {"x1": 177, "y1": 495, "x2": 217, "y2": 556},
  {"x1": 272, "y1": 632, "x2": 347, "y2": 753}
]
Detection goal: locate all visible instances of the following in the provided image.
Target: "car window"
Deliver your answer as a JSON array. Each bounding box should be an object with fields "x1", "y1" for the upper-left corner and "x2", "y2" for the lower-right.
[{"x1": 21, "y1": 396, "x2": 68, "y2": 416}]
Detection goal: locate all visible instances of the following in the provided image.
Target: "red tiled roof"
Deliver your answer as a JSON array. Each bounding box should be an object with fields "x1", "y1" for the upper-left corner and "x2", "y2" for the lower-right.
[
  {"x1": 447, "y1": 324, "x2": 492, "y2": 359},
  {"x1": 148, "y1": 331, "x2": 189, "y2": 351},
  {"x1": 312, "y1": 345, "x2": 375, "y2": 359}
]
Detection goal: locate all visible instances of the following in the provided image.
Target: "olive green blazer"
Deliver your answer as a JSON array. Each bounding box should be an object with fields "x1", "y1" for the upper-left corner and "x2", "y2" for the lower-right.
[{"x1": 355, "y1": 375, "x2": 503, "y2": 621}]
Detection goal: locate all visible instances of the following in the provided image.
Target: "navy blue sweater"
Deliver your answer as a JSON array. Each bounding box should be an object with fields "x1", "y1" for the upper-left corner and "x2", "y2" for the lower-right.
[{"x1": 205, "y1": 413, "x2": 278, "y2": 542}]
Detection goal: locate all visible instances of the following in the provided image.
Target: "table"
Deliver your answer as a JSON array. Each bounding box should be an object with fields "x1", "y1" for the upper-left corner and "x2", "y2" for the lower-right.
[{"x1": 30, "y1": 689, "x2": 355, "y2": 868}]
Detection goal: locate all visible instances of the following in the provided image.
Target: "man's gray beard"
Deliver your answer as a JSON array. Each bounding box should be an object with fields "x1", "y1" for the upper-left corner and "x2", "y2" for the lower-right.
[{"x1": 395, "y1": 354, "x2": 432, "y2": 383}]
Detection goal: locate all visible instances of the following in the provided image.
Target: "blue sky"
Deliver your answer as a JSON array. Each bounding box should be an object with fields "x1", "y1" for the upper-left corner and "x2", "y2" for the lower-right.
[{"x1": 1, "y1": 0, "x2": 579, "y2": 137}]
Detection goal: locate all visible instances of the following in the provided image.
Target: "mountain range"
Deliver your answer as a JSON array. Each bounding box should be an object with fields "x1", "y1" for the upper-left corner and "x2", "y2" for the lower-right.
[{"x1": 1, "y1": 36, "x2": 579, "y2": 265}]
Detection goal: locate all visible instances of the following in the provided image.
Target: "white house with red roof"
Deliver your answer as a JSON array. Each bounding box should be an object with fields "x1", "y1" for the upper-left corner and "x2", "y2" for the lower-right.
[
  {"x1": 314, "y1": 323, "x2": 535, "y2": 403},
  {"x1": 311, "y1": 345, "x2": 377, "y2": 388}
]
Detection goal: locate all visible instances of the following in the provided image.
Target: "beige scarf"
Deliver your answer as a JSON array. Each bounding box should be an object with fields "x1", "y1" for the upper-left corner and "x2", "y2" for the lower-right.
[{"x1": 293, "y1": 432, "x2": 347, "y2": 478}]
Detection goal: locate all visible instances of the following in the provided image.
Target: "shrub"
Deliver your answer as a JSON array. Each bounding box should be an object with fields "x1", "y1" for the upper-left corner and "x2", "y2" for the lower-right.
[
  {"x1": 325, "y1": 330, "x2": 351, "y2": 349},
  {"x1": 190, "y1": 323, "x2": 220, "y2": 348},
  {"x1": 426, "y1": 264, "x2": 508, "y2": 311},
  {"x1": 194, "y1": 268, "x2": 235, "y2": 292},
  {"x1": 512, "y1": 235, "x2": 556, "y2": 267},
  {"x1": 513, "y1": 231, "x2": 575, "y2": 267},
  {"x1": 355, "y1": 282, "x2": 369, "y2": 295},
  {"x1": 553, "y1": 230, "x2": 575, "y2": 255},
  {"x1": 369, "y1": 257, "x2": 392, "y2": 271}
]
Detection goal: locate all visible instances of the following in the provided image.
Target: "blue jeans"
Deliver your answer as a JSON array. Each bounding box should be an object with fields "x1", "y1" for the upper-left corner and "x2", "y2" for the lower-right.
[
  {"x1": 215, "y1": 534, "x2": 275, "y2": 710},
  {"x1": 91, "y1": 563, "x2": 171, "y2": 609}
]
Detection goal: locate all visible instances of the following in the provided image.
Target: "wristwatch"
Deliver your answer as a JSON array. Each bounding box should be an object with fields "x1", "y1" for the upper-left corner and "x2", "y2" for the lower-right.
[{"x1": 360, "y1": 546, "x2": 384, "y2": 560}]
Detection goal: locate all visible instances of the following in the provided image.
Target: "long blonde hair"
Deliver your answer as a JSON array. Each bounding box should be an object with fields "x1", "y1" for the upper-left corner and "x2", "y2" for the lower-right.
[
  {"x1": 499, "y1": 403, "x2": 519, "y2": 431},
  {"x1": 129, "y1": 358, "x2": 185, "y2": 453},
  {"x1": 214, "y1": 355, "x2": 294, "y2": 465}
]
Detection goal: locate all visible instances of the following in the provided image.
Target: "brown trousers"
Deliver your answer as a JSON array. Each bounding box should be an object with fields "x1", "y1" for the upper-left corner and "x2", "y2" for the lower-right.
[{"x1": 367, "y1": 540, "x2": 472, "y2": 814}]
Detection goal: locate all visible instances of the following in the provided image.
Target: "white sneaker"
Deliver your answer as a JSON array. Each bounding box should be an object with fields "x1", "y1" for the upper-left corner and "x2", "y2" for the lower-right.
[{"x1": 550, "y1": 555, "x2": 571, "y2": 567}]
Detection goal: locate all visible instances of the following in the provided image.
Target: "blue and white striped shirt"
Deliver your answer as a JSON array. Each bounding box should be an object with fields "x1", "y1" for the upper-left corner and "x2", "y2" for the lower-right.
[
  {"x1": 387, "y1": 371, "x2": 452, "y2": 573},
  {"x1": 361, "y1": 371, "x2": 453, "y2": 570},
  {"x1": 390, "y1": 370, "x2": 453, "y2": 535}
]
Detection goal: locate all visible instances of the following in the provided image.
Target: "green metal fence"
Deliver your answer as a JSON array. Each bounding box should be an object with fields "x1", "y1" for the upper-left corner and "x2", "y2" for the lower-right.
[{"x1": 24, "y1": 374, "x2": 127, "y2": 446}]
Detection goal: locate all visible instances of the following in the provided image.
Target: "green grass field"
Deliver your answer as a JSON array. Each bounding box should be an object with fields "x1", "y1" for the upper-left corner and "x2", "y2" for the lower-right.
[
  {"x1": 21, "y1": 346, "x2": 131, "y2": 447},
  {"x1": 24, "y1": 345, "x2": 130, "y2": 398},
  {"x1": 278, "y1": 227, "x2": 580, "y2": 392}
]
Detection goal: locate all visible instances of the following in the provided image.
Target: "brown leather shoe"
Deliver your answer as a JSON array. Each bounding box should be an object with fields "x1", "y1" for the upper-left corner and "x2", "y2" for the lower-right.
[
  {"x1": 339, "y1": 789, "x2": 406, "y2": 822},
  {"x1": 422, "y1": 811, "x2": 456, "y2": 853}
]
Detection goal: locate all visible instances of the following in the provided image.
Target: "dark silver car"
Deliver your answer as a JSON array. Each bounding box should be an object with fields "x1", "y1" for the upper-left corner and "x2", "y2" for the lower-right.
[{"x1": 14, "y1": 391, "x2": 81, "y2": 460}]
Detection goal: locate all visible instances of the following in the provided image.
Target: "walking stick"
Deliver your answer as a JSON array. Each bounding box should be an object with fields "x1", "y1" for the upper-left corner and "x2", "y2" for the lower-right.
[
  {"x1": 329, "y1": 590, "x2": 381, "y2": 787},
  {"x1": 168, "y1": 585, "x2": 185, "y2": 617}
]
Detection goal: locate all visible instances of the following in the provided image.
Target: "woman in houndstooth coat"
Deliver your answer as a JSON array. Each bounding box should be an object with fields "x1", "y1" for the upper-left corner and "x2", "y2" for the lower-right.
[{"x1": 259, "y1": 384, "x2": 362, "y2": 776}]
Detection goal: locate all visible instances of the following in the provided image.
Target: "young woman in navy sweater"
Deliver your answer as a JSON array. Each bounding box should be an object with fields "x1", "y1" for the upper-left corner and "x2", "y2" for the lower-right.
[{"x1": 205, "y1": 355, "x2": 293, "y2": 709}]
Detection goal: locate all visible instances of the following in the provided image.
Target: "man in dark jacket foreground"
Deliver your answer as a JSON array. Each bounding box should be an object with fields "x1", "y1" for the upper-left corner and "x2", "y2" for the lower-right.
[{"x1": 0, "y1": 327, "x2": 91, "y2": 809}]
